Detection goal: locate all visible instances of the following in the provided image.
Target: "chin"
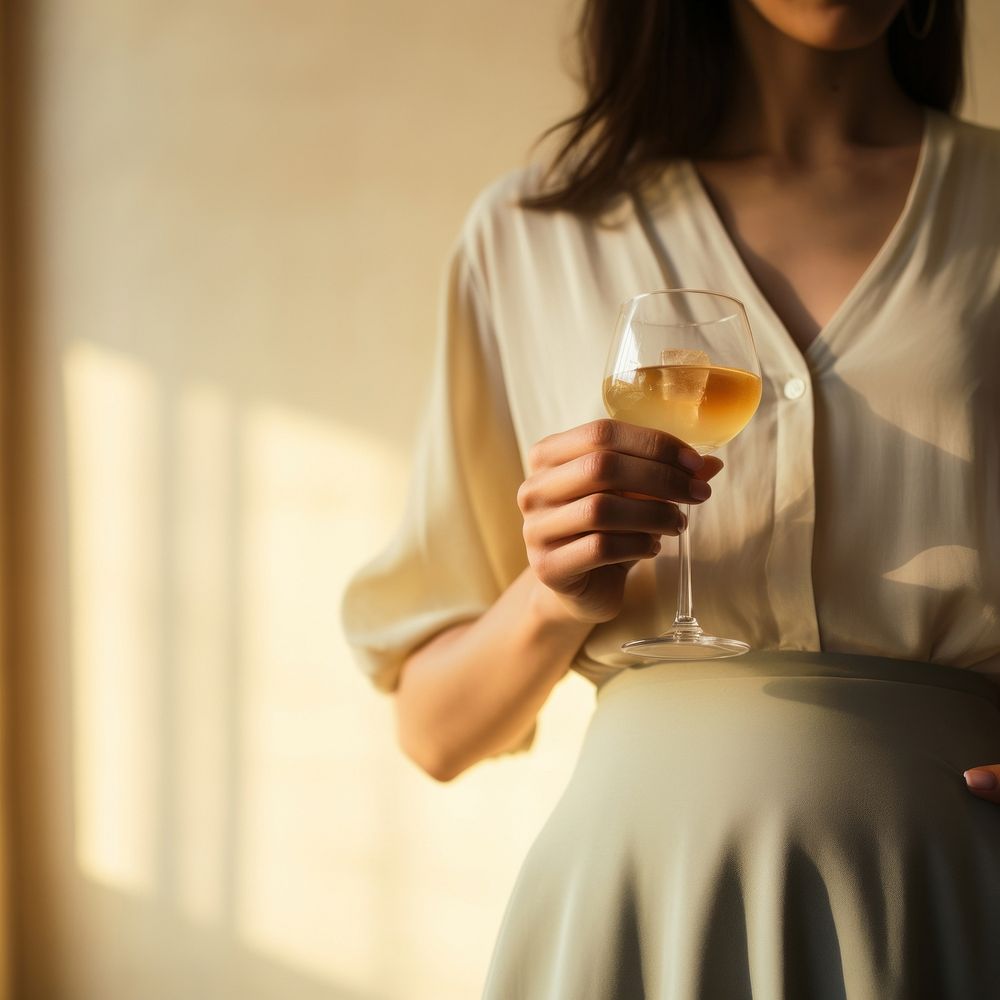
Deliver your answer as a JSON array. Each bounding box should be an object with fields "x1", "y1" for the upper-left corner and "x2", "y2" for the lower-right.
[{"x1": 741, "y1": 0, "x2": 906, "y2": 52}]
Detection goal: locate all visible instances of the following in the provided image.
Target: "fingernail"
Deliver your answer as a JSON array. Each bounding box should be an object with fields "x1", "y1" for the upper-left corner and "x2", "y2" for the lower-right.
[
  {"x1": 651, "y1": 540, "x2": 661, "y2": 555},
  {"x1": 690, "y1": 480, "x2": 711, "y2": 500},
  {"x1": 964, "y1": 769, "x2": 997, "y2": 791},
  {"x1": 678, "y1": 448, "x2": 704, "y2": 471}
]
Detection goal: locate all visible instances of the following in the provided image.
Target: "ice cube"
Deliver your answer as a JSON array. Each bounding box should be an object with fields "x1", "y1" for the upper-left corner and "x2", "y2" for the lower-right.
[
  {"x1": 661, "y1": 349, "x2": 711, "y2": 367},
  {"x1": 659, "y1": 349, "x2": 710, "y2": 402}
]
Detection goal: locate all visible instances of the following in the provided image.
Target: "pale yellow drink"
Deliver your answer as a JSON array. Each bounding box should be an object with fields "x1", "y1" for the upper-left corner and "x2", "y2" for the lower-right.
[{"x1": 602, "y1": 364, "x2": 762, "y2": 451}]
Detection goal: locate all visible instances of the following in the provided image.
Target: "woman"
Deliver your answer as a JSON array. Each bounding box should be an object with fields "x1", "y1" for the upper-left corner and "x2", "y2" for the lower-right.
[{"x1": 343, "y1": 0, "x2": 1000, "y2": 995}]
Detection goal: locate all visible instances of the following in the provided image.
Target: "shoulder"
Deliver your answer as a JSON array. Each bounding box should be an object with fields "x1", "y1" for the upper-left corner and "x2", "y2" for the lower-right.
[
  {"x1": 944, "y1": 113, "x2": 1000, "y2": 151},
  {"x1": 456, "y1": 164, "x2": 640, "y2": 286},
  {"x1": 930, "y1": 113, "x2": 1000, "y2": 235},
  {"x1": 464, "y1": 164, "x2": 550, "y2": 225},
  {"x1": 454, "y1": 164, "x2": 583, "y2": 294},
  {"x1": 457, "y1": 164, "x2": 557, "y2": 262},
  {"x1": 938, "y1": 112, "x2": 1000, "y2": 174}
]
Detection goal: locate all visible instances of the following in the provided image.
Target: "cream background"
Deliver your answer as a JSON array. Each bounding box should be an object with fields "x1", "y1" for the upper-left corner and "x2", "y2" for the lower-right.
[{"x1": 9, "y1": 2, "x2": 1000, "y2": 998}]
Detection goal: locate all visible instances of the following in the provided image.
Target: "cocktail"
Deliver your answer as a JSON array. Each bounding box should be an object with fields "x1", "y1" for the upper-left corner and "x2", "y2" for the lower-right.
[{"x1": 603, "y1": 289, "x2": 762, "y2": 658}]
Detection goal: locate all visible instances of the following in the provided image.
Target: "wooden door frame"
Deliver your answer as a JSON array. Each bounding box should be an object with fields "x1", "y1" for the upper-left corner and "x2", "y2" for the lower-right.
[{"x1": 0, "y1": 0, "x2": 21, "y2": 994}]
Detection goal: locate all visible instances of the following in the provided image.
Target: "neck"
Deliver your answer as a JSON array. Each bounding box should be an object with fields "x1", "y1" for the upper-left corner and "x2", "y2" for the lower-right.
[{"x1": 713, "y1": 1, "x2": 924, "y2": 162}]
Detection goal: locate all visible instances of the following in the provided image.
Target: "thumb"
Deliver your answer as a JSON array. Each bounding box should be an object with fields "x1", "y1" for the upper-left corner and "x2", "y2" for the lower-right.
[{"x1": 964, "y1": 765, "x2": 1000, "y2": 803}]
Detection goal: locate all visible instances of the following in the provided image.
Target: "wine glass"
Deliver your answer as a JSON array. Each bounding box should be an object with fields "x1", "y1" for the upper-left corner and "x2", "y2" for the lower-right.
[{"x1": 602, "y1": 288, "x2": 762, "y2": 659}]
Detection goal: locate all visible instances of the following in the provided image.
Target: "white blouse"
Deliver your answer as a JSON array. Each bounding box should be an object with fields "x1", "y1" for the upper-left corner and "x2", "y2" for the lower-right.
[{"x1": 341, "y1": 109, "x2": 1000, "y2": 754}]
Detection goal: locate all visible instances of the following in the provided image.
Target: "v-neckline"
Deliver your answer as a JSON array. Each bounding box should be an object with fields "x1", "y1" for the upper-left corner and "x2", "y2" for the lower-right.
[{"x1": 677, "y1": 108, "x2": 937, "y2": 365}]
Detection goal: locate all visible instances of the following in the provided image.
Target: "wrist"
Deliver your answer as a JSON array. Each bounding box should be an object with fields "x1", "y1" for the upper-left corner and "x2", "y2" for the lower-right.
[{"x1": 525, "y1": 575, "x2": 599, "y2": 638}]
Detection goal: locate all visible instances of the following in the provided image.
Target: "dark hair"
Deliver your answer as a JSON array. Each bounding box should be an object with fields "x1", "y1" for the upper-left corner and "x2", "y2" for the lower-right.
[{"x1": 524, "y1": 0, "x2": 965, "y2": 213}]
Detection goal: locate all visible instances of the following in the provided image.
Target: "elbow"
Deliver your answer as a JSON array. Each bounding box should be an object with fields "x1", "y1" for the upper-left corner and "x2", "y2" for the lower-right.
[
  {"x1": 402, "y1": 740, "x2": 466, "y2": 783},
  {"x1": 393, "y1": 672, "x2": 471, "y2": 781},
  {"x1": 420, "y1": 754, "x2": 465, "y2": 783},
  {"x1": 396, "y1": 717, "x2": 467, "y2": 783}
]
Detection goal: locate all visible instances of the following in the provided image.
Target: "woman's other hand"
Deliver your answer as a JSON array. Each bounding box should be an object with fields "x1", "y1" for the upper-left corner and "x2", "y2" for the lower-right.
[
  {"x1": 964, "y1": 766, "x2": 1000, "y2": 803},
  {"x1": 518, "y1": 418, "x2": 723, "y2": 624}
]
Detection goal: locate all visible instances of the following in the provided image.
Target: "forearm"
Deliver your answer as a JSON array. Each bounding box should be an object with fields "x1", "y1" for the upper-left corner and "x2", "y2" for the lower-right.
[{"x1": 394, "y1": 567, "x2": 594, "y2": 781}]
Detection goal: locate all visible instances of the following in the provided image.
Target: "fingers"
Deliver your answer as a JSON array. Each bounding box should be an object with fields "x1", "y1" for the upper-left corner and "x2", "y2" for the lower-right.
[
  {"x1": 964, "y1": 765, "x2": 1000, "y2": 804},
  {"x1": 520, "y1": 449, "x2": 714, "y2": 510},
  {"x1": 518, "y1": 419, "x2": 728, "y2": 619},
  {"x1": 525, "y1": 492, "x2": 686, "y2": 548},
  {"x1": 533, "y1": 532, "x2": 661, "y2": 593},
  {"x1": 693, "y1": 455, "x2": 725, "y2": 482},
  {"x1": 529, "y1": 418, "x2": 705, "y2": 474}
]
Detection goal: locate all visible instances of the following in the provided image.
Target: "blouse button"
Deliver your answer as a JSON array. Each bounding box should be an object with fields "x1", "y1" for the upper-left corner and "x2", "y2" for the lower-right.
[{"x1": 783, "y1": 377, "x2": 806, "y2": 400}]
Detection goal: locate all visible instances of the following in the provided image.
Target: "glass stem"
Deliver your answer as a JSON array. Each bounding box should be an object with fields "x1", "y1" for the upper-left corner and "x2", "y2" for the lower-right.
[{"x1": 672, "y1": 503, "x2": 703, "y2": 637}]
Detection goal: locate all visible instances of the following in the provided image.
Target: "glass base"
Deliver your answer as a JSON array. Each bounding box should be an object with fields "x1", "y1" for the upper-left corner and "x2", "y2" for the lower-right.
[{"x1": 621, "y1": 633, "x2": 750, "y2": 660}]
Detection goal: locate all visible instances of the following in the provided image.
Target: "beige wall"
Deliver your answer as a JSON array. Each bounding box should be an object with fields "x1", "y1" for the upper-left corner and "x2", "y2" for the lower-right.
[
  {"x1": 966, "y1": 0, "x2": 1000, "y2": 127},
  {"x1": 10, "y1": 2, "x2": 1000, "y2": 998},
  {"x1": 13, "y1": 2, "x2": 584, "y2": 998}
]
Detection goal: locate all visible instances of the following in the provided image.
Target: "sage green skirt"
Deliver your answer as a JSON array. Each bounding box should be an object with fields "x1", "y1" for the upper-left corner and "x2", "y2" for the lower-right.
[{"x1": 481, "y1": 651, "x2": 1000, "y2": 999}]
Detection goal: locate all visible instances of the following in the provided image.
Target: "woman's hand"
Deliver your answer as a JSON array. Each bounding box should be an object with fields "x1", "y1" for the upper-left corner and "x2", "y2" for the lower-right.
[
  {"x1": 518, "y1": 418, "x2": 723, "y2": 624},
  {"x1": 964, "y1": 766, "x2": 1000, "y2": 802}
]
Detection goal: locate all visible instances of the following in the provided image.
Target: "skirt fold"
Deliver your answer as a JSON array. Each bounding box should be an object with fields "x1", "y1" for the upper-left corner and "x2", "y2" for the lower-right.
[{"x1": 481, "y1": 652, "x2": 1000, "y2": 999}]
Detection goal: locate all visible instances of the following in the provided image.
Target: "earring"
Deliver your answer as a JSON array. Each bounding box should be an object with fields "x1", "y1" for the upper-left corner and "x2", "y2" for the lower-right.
[{"x1": 904, "y1": 0, "x2": 937, "y2": 40}]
